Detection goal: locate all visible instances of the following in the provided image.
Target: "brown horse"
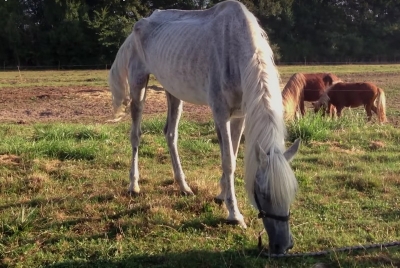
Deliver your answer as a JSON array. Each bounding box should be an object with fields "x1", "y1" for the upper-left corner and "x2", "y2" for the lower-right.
[
  {"x1": 312, "y1": 82, "x2": 387, "y2": 123},
  {"x1": 282, "y1": 73, "x2": 341, "y2": 120}
]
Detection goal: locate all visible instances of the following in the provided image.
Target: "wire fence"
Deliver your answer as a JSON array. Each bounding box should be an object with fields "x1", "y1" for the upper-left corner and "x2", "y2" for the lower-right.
[
  {"x1": 2, "y1": 61, "x2": 400, "y2": 71},
  {"x1": 1, "y1": 64, "x2": 112, "y2": 71}
]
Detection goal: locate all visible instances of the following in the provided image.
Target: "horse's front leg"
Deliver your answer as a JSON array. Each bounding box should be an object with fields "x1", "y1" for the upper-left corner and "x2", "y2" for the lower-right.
[
  {"x1": 128, "y1": 75, "x2": 149, "y2": 195},
  {"x1": 213, "y1": 114, "x2": 246, "y2": 228},
  {"x1": 336, "y1": 106, "x2": 344, "y2": 118},
  {"x1": 164, "y1": 92, "x2": 193, "y2": 195},
  {"x1": 299, "y1": 98, "x2": 306, "y2": 116},
  {"x1": 214, "y1": 117, "x2": 245, "y2": 204}
]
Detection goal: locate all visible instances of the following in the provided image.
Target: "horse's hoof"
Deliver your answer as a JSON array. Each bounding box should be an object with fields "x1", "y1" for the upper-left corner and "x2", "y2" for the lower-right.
[
  {"x1": 181, "y1": 190, "x2": 194, "y2": 196},
  {"x1": 213, "y1": 198, "x2": 224, "y2": 206},
  {"x1": 127, "y1": 190, "x2": 141, "y2": 197},
  {"x1": 225, "y1": 219, "x2": 247, "y2": 229}
]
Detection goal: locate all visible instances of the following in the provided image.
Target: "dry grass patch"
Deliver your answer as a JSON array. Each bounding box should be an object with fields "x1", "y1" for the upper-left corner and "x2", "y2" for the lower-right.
[
  {"x1": 0, "y1": 154, "x2": 21, "y2": 165},
  {"x1": 369, "y1": 140, "x2": 385, "y2": 150}
]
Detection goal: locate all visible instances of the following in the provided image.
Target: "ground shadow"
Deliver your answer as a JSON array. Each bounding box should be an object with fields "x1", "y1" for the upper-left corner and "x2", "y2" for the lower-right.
[{"x1": 42, "y1": 246, "x2": 400, "y2": 268}]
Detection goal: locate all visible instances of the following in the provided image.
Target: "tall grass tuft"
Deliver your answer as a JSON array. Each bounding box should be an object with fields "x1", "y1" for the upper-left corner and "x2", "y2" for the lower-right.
[
  {"x1": 33, "y1": 124, "x2": 109, "y2": 141},
  {"x1": 286, "y1": 112, "x2": 365, "y2": 143}
]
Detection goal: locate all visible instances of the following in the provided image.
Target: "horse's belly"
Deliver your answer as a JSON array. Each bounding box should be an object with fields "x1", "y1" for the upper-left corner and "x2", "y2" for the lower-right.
[{"x1": 156, "y1": 77, "x2": 209, "y2": 105}]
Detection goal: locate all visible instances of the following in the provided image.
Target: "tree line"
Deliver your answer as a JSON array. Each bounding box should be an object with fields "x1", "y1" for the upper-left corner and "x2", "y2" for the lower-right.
[{"x1": 1, "y1": 0, "x2": 400, "y2": 67}]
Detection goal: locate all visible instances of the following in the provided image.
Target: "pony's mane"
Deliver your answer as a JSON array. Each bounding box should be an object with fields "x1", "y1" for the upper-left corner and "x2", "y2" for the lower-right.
[
  {"x1": 315, "y1": 80, "x2": 342, "y2": 107},
  {"x1": 281, "y1": 73, "x2": 307, "y2": 121},
  {"x1": 108, "y1": 32, "x2": 136, "y2": 121},
  {"x1": 241, "y1": 6, "x2": 297, "y2": 210}
]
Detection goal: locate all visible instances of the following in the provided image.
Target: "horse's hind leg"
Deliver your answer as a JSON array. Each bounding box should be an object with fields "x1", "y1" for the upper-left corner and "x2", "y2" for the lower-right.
[
  {"x1": 128, "y1": 75, "x2": 149, "y2": 195},
  {"x1": 214, "y1": 117, "x2": 245, "y2": 205},
  {"x1": 164, "y1": 92, "x2": 193, "y2": 195},
  {"x1": 371, "y1": 104, "x2": 378, "y2": 115},
  {"x1": 365, "y1": 103, "x2": 373, "y2": 121}
]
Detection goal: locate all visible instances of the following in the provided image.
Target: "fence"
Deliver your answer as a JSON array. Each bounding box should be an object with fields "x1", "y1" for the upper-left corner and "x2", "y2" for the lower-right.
[{"x1": 2, "y1": 61, "x2": 400, "y2": 71}]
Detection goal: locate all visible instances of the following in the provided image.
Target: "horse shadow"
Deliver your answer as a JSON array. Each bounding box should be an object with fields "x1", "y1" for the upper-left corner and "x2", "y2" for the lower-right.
[
  {"x1": 44, "y1": 248, "x2": 266, "y2": 268},
  {"x1": 40, "y1": 247, "x2": 400, "y2": 268}
]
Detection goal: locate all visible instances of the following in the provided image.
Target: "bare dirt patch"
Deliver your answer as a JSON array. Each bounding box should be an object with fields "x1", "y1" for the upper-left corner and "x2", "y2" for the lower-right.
[
  {"x1": 0, "y1": 86, "x2": 212, "y2": 124},
  {"x1": 1, "y1": 71, "x2": 398, "y2": 125}
]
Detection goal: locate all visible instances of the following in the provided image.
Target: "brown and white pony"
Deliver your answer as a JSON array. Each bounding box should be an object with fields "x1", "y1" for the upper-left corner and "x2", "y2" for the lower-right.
[
  {"x1": 282, "y1": 73, "x2": 341, "y2": 120},
  {"x1": 312, "y1": 82, "x2": 387, "y2": 123}
]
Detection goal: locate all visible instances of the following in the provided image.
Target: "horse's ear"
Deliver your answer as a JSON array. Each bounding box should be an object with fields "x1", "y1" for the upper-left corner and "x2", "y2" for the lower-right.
[
  {"x1": 255, "y1": 142, "x2": 268, "y2": 164},
  {"x1": 284, "y1": 138, "x2": 301, "y2": 162}
]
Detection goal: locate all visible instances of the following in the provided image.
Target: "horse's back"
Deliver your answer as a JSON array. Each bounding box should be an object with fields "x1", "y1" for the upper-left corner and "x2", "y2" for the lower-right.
[
  {"x1": 148, "y1": 0, "x2": 244, "y2": 22},
  {"x1": 329, "y1": 82, "x2": 377, "y2": 107},
  {"x1": 132, "y1": 0, "x2": 262, "y2": 105}
]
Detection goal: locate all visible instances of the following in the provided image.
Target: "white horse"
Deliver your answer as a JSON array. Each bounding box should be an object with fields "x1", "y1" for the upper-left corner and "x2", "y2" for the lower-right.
[{"x1": 109, "y1": 0, "x2": 300, "y2": 254}]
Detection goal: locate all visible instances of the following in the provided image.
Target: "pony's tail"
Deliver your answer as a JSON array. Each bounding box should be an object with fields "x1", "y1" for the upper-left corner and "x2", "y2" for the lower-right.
[
  {"x1": 107, "y1": 33, "x2": 135, "y2": 122},
  {"x1": 376, "y1": 87, "x2": 387, "y2": 123}
]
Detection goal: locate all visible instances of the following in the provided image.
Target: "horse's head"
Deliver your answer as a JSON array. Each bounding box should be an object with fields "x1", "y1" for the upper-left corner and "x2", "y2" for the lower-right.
[
  {"x1": 313, "y1": 90, "x2": 331, "y2": 114},
  {"x1": 312, "y1": 101, "x2": 323, "y2": 113},
  {"x1": 254, "y1": 139, "x2": 300, "y2": 255},
  {"x1": 323, "y1": 73, "x2": 341, "y2": 87}
]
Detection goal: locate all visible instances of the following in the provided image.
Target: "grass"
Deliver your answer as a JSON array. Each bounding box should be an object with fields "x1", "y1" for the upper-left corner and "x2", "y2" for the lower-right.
[
  {"x1": 1, "y1": 65, "x2": 400, "y2": 267},
  {"x1": 1, "y1": 116, "x2": 399, "y2": 268},
  {"x1": 278, "y1": 64, "x2": 400, "y2": 77},
  {"x1": 0, "y1": 70, "x2": 159, "y2": 88}
]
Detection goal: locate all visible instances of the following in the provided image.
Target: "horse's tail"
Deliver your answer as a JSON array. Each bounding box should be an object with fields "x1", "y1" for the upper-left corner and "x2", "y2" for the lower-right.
[
  {"x1": 108, "y1": 33, "x2": 135, "y2": 122},
  {"x1": 281, "y1": 73, "x2": 307, "y2": 121},
  {"x1": 376, "y1": 87, "x2": 387, "y2": 123}
]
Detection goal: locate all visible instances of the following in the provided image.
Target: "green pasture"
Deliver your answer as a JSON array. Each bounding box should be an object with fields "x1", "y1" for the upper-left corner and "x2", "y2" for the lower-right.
[{"x1": 1, "y1": 66, "x2": 400, "y2": 267}]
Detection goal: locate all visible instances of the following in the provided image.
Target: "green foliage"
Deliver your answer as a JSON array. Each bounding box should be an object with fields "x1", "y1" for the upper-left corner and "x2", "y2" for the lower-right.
[{"x1": 1, "y1": 0, "x2": 400, "y2": 66}]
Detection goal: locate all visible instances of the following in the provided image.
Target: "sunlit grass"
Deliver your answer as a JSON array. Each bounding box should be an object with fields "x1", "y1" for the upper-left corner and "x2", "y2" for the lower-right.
[
  {"x1": 0, "y1": 117, "x2": 399, "y2": 267},
  {"x1": 0, "y1": 70, "x2": 160, "y2": 88},
  {"x1": 278, "y1": 64, "x2": 400, "y2": 76}
]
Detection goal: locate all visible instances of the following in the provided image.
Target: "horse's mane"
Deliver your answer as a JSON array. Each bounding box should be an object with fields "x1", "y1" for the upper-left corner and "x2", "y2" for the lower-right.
[
  {"x1": 315, "y1": 80, "x2": 342, "y2": 107},
  {"x1": 281, "y1": 73, "x2": 307, "y2": 121},
  {"x1": 241, "y1": 5, "x2": 297, "y2": 210}
]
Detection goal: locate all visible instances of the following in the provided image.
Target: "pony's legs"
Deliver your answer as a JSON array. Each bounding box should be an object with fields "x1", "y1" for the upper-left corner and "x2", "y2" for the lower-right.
[
  {"x1": 128, "y1": 75, "x2": 149, "y2": 194},
  {"x1": 371, "y1": 104, "x2": 378, "y2": 114},
  {"x1": 164, "y1": 92, "x2": 193, "y2": 195},
  {"x1": 213, "y1": 114, "x2": 246, "y2": 228},
  {"x1": 365, "y1": 103, "x2": 373, "y2": 121},
  {"x1": 215, "y1": 117, "x2": 245, "y2": 204},
  {"x1": 336, "y1": 106, "x2": 344, "y2": 117},
  {"x1": 328, "y1": 104, "x2": 336, "y2": 118},
  {"x1": 299, "y1": 99, "x2": 306, "y2": 116}
]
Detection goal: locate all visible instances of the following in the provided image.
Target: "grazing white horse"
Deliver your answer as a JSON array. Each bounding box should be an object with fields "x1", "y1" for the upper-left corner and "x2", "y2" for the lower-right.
[{"x1": 109, "y1": 0, "x2": 300, "y2": 254}]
